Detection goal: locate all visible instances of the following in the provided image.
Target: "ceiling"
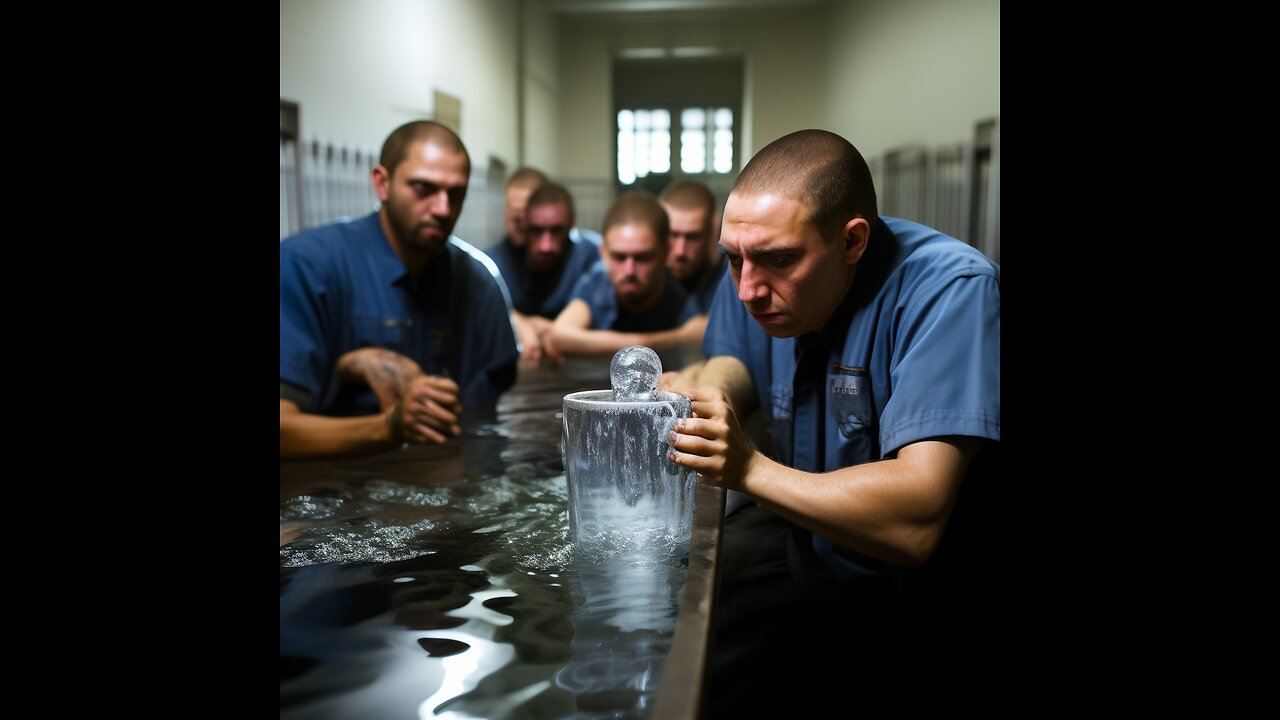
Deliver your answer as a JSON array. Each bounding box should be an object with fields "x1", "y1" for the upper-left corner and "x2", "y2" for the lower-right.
[{"x1": 545, "y1": 0, "x2": 829, "y2": 14}]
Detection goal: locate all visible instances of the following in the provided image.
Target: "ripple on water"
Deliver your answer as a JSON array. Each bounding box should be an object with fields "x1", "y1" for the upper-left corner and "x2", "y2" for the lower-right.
[{"x1": 279, "y1": 518, "x2": 440, "y2": 567}]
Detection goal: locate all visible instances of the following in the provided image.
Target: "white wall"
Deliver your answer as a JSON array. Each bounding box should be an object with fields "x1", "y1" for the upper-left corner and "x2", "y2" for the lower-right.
[
  {"x1": 280, "y1": 0, "x2": 571, "y2": 247},
  {"x1": 279, "y1": 0, "x2": 522, "y2": 167},
  {"x1": 280, "y1": 0, "x2": 998, "y2": 237},
  {"x1": 521, "y1": 0, "x2": 561, "y2": 173},
  {"x1": 557, "y1": 15, "x2": 612, "y2": 181},
  {"x1": 557, "y1": 7, "x2": 829, "y2": 184},
  {"x1": 823, "y1": 0, "x2": 1000, "y2": 158}
]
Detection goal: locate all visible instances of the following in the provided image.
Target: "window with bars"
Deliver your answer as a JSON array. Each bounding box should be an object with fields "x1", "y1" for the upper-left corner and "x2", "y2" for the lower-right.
[{"x1": 617, "y1": 106, "x2": 734, "y2": 185}]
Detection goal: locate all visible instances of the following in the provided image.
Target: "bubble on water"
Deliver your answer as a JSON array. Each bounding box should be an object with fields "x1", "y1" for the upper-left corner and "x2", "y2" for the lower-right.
[
  {"x1": 610, "y1": 345, "x2": 662, "y2": 401},
  {"x1": 280, "y1": 495, "x2": 345, "y2": 521}
]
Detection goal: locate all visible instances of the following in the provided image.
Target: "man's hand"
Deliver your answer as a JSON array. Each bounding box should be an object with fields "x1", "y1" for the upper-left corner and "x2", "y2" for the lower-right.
[
  {"x1": 389, "y1": 374, "x2": 463, "y2": 444},
  {"x1": 515, "y1": 313, "x2": 564, "y2": 367},
  {"x1": 516, "y1": 315, "x2": 545, "y2": 366},
  {"x1": 664, "y1": 386, "x2": 759, "y2": 490}
]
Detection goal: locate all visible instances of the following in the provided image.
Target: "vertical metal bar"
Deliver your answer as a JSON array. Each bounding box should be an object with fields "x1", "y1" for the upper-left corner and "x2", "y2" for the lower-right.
[
  {"x1": 959, "y1": 142, "x2": 974, "y2": 247},
  {"x1": 982, "y1": 120, "x2": 1000, "y2": 263}
]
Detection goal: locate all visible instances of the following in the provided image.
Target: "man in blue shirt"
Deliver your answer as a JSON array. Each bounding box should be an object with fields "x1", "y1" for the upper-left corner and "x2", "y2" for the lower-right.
[
  {"x1": 666, "y1": 130, "x2": 1000, "y2": 714},
  {"x1": 486, "y1": 182, "x2": 601, "y2": 365},
  {"x1": 496, "y1": 166, "x2": 547, "y2": 253},
  {"x1": 660, "y1": 180, "x2": 727, "y2": 315},
  {"x1": 546, "y1": 192, "x2": 705, "y2": 357},
  {"x1": 280, "y1": 120, "x2": 518, "y2": 459}
]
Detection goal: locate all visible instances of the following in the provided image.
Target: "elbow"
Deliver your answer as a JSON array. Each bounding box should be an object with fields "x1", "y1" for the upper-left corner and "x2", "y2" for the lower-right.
[
  {"x1": 887, "y1": 522, "x2": 949, "y2": 567},
  {"x1": 896, "y1": 538, "x2": 939, "y2": 568}
]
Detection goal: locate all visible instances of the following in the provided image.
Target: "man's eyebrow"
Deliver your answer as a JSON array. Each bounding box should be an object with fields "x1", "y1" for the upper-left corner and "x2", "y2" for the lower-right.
[{"x1": 719, "y1": 243, "x2": 797, "y2": 258}]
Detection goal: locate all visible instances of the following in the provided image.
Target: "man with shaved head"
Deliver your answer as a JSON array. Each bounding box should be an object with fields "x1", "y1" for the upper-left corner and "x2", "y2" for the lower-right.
[
  {"x1": 546, "y1": 191, "x2": 705, "y2": 357},
  {"x1": 486, "y1": 180, "x2": 602, "y2": 364},
  {"x1": 660, "y1": 180, "x2": 726, "y2": 314},
  {"x1": 665, "y1": 129, "x2": 1001, "y2": 714},
  {"x1": 280, "y1": 120, "x2": 519, "y2": 459}
]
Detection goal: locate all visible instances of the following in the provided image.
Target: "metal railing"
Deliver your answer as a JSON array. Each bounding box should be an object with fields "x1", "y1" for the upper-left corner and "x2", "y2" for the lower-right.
[
  {"x1": 869, "y1": 117, "x2": 999, "y2": 264},
  {"x1": 280, "y1": 136, "x2": 614, "y2": 249}
]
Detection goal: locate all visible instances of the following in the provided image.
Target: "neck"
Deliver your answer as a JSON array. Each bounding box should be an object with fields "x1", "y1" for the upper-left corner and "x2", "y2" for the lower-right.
[{"x1": 811, "y1": 266, "x2": 858, "y2": 335}]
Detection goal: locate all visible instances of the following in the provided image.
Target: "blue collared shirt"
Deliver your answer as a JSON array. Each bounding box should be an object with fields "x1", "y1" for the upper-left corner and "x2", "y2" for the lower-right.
[
  {"x1": 571, "y1": 263, "x2": 699, "y2": 331},
  {"x1": 280, "y1": 212, "x2": 518, "y2": 416},
  {"x1": 485, "y1": 229, "x2": 601, "y2": 319}
]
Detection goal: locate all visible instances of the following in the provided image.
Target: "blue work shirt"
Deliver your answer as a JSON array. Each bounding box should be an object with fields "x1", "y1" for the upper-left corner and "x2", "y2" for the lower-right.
[
  {"x1": 280, "y1": 212, "x2": 519, "y2": 417},
  {"x1": 571, "y1": 263, "x2": 699, "y2": 331},
  {"x1": 485, "y1": 229, "x2": 601, "y2": 318},
  {"x1": 703, "y1": 216, "x2": 1000, "y2": 580}
]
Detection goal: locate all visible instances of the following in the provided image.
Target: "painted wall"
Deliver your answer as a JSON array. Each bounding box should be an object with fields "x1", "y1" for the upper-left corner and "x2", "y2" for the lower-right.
[
  {"x1": 823, "y1": 0, "x2": 1000, "y2": 158},
  {"x1": 554, "y1": 0, "x2": 998, "y2": 180},
  {"x1": 557, "y1": 7, "x2": 829, "y2": 184},
  {"x1": 521, "y1": 0, "x2": 560, "y2": 173},
  {"x1": 279, "y1": 0, "x2": 526, "y2": 171},
  {"x1": 280, "y1": 0, "x2": 998, "y2": 236},
  {"x1": 280, "y1": 0, "x2": 572, "y2": 247}
]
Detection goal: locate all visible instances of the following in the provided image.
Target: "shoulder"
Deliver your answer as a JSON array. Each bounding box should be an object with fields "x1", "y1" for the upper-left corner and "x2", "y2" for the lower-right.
[
  {"x1": 884, "y1": 216, "x2": 999, "y2": 285},
  {"x1": 280, "y1": 213, "x2": 378, "y2": 269},
  {"x1": 448, "y1": 236, "x2": 509, "y2": 290},
  {"x1": 572, "y1": 262, "x2": 610, "y2": 302},
  {"x1": 484, "y1": 239, "x2": 519, "y2": 269},
  {"x1": 570, "y1": 227, "x2": 602, "y2": 247},
  {"x1": 568, "y1": 234, "x2": 604, "y2": 269},
  {"x1": 579, "y1": 261, "x2": 607, "y2": 285}
]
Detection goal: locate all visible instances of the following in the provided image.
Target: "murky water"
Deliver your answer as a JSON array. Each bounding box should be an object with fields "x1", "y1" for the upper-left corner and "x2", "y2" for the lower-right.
[{"x1": 280, "y1": 362, "x2": 690, "y2": 719}]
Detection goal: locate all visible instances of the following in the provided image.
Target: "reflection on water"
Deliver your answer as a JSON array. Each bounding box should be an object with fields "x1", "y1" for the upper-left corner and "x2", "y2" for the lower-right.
[
  {"x1": 280, "y1": 360, "x2": 691, "y2": 719},
  {"x1": 557, "y1": 554, "x2": 686, "y2": 719}
]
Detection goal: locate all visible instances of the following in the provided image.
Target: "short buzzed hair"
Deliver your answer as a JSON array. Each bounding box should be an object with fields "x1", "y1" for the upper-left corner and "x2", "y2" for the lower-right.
[
  {"x1": 507, "y1": 166, "x2": 547, "y2": 191},
  {"x1": 732, "y1": 129, "x2": 878, "y2": 239},
  {"x1": 602, "y1": 192, "x2": 669, "y2": 249},
  {"x1": 526, "y1": 182, "x2": 575, "y2": 221},
  {"x1": 379, "y1": 120, "x2": 471, "y2": 176},
  {"x1": 660, "y1": 180, "x2": 715, "y2": 217}
]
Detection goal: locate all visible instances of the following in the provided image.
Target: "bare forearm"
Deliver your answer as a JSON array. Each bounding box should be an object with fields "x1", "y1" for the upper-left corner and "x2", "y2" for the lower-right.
[
  {"x1": 336, "y1": 347, "x2": 424, "y2": 406},
  {"x1": 280, "y1": 401, "x2": 395, "y2": 459},
  {"x1": 515, "y1": 312, "x2": 554, "y2": 336},
  {"x1": 546, "y1": 325, "x2": 646, "y2": 356},
  {"x1": 668, "y1": 360, "x2": 705, "y2": 387},
  {"x1": 697, "y1": 356, "x2": 757, "y2": 416},
  {"x1": 737, "y1": 439, "x2": 978, "y2": 566}
]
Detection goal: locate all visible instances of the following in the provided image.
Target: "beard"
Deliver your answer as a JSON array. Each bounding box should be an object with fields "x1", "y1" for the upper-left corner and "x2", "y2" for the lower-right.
[
  {"x1": 386, "y1": 199, "x2": 450, "y2": 255},
  {"x1": 670, "y1": 258, "x2": 700, "y2": 282},
  {"x1": 615, "y1": 276, "x2": 658, "y2": 311}
]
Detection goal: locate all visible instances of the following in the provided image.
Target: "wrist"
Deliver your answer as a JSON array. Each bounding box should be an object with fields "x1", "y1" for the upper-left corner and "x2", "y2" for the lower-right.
[{"x1": 384, "y1": 405, "x2": 405, "y2": 446}]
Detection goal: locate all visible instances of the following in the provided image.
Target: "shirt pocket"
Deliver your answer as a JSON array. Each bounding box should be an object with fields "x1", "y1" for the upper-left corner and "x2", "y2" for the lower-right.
[
  {"x1": 828, "y1": 364, "x2": 873, "y2": 440},
  {"x1": 353, "y1": 313, "x2": 414, "y2": 354}
]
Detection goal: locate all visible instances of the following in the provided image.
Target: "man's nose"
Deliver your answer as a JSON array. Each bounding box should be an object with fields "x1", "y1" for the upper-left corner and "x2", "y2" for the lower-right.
[
  {"x1": 671, "y1": 236, "x2": 687, "y2": 257},
  {"x1": 428, "y1": 189, "x2": 451, "y2": 216},
  {"x1": 737, "y1": 261, "x2": 768, "y2": 302}
]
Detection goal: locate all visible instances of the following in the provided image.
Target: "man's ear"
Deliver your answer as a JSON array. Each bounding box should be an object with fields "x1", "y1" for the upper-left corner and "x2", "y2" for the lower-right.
[
  {"x1": 372, "y1": 165, "x2": 391, "y2": 203},
  {"x1": 842, "y1": 216, "x2": 871, "y2": 265}
]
